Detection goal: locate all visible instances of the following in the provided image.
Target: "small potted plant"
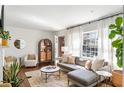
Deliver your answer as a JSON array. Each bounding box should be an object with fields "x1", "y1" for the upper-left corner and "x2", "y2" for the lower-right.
[{"x1": 0, "y1": 27, "x2": 11, "y2": 46}]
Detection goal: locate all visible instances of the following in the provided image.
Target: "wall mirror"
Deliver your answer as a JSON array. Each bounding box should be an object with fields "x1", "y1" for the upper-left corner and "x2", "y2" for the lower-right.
[{"x1": 14, "y1": 39, "x2": 26, "y2": 49}]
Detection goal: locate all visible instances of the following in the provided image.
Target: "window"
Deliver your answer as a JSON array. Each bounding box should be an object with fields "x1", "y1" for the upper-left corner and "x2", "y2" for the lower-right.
[{"x1": 82, "y1": 31, "x2": 98, "y2": 57}]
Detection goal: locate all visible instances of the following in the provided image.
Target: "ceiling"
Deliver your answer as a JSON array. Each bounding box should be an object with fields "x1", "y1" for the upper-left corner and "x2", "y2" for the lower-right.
[{"x1": 4, "y1": 5, "x2": 123, "y2": 31}]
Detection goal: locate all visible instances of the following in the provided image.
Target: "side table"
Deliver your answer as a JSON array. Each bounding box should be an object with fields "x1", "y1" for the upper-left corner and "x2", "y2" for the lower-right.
[{"x1": 96, "y1": 71, "x2": 112, "y2": 87}]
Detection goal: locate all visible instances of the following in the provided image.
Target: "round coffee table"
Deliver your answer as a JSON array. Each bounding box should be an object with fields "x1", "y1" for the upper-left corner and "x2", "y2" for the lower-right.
[
  {"x1": 40, "y1": 66, "x2": 60, "y2": 83},
  {"x1": 96, "y1": 71, "x2": 112, "y2": 86}
]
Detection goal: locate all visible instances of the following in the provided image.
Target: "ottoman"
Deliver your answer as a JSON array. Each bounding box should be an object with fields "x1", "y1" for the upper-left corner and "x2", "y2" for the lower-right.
[{"x1": 67, "y1": 68, "x2": 98, "y2": 87}]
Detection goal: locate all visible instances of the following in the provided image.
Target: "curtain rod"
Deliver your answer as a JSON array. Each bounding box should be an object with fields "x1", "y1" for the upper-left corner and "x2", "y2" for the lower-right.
[{"x1": 67, "y1": 12, "x2": 123, "y2": 29}]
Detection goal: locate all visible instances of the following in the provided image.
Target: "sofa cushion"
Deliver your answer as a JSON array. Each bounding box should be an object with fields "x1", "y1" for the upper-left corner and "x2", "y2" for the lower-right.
[
  {"x1": 58, "y1": 63, "x2": 83, "y2": 71},
  {"x1": 97, "y1": 65, "x2": 111, "y2": 72},
  {"x1": 91, "y1": 58, "x2": 104, "y2": 71},
  {"x1": 68, "y1": 69, "x2": 98, "y2": 86},
  {"x1": 75, "y1": 58, "x2": 87, "y2": 67}
]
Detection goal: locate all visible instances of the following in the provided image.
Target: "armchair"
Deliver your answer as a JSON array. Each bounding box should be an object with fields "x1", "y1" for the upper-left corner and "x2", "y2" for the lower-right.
[
  {"x1": 24, "y1": 54, "x2": 38, "y2": 67},
  {"x1": 4, "y1": 56, "x2": 18, "y2": 69}
]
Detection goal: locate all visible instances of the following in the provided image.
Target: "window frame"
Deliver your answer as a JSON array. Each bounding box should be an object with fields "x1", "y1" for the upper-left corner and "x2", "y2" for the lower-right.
[{"x1": 81, "y1": 30, "x2": 98, "y2": 58}]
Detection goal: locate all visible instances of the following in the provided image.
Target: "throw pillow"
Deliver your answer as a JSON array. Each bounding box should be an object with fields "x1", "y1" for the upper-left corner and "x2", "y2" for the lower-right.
[
  {"x1": 27, "y1": 54, "x2": 36, "y2": 60},
  {"x1": 61, "y1": 54, "x2": 71, "y2": 63},
  {"x1": 91, "y1": 58, "x2": 104, "y2": 71},
  {"x1": 68, "y1": 56, "x2": 75, "y2": 64},
  {"x1": 85, "y1": 60, "x2": 92, "y2": 70},
  {"x1": 61, "y1": 55, "x2": 68, "y2": 63}
]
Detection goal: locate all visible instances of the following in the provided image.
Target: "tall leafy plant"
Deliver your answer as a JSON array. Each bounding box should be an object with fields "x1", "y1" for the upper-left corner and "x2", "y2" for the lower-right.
[
  {"x1": 3, "y1": 60, "x2": 31, "y2": 87},
  {"x1": 108, "y1": 16, "x2": 123, "y2": 68}
]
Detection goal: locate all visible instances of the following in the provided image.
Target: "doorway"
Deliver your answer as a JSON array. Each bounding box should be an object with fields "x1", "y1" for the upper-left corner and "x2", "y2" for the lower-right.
[{"x1": 54, "y1": 36, "x2": 65, "y2": 58}]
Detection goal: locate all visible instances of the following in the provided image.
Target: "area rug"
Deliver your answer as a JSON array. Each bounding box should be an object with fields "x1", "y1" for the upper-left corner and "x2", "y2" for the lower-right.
[
  {"x1": 25, "y1": 70, "x2": 68, "y2": 87},
  {"x1": 25, "y1": 70, "x2": 113, "y2": 87}
]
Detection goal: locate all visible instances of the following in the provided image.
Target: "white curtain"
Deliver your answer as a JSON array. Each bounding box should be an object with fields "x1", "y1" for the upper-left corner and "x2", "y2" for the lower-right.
[
  {"x1": 97, "y1": 18, "x2": 114, "y2": 68},
  {"x1": 61, "y1": 15, "x2": 122, "y2": 69},
  {"x1": 65, "y1": 27, "x2": 81, "y2": 57},
  {"x1": 97, "y1": 15, "x2": 122, "y2": 70}
]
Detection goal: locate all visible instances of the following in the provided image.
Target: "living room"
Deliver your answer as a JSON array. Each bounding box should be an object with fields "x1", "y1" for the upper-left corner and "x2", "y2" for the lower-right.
[{"x1": 0, "y1": 5, "x2": 123, "y2": 87}]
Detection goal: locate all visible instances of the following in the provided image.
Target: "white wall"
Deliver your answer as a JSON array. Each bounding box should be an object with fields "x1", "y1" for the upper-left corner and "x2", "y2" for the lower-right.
[
  {"x1": 0, "y1": 66, "x2": 2, "y2": 81},
  {"x1": 0, "y1": 5, "x2": 2, "y2": 82},
  {"x1": 0, "y1": 47, "x2": 3, "y2": 81},
  {"x1": 4, "y1": 26, "x2": 55, "y2": 64}
]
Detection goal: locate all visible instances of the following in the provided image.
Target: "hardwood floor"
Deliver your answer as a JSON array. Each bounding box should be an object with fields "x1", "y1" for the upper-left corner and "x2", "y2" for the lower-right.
[{"x1": 18, "y1": 63, "x2": 49, "y2": 87}]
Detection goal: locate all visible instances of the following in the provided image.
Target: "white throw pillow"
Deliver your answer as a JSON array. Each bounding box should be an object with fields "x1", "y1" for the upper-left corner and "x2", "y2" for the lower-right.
[{"x1": 91, "y1": 58, "x2": 104, "y2": 71}]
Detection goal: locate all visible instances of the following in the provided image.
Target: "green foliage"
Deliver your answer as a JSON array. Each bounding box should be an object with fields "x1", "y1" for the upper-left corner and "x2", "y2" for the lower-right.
[
  {"x1": 108, "y1": 16, "x2": 123, "y2": 68},
  {"x1": 109, "y1": 24, "x2": 116, "y2": 29},
  {"x1": 3, "y1": 60, "x2": 31, "y2": 87},
  {"x1": 0, "y1": 27, "x2": 11, "y2": 40},
  {"x1": 116, "y1": 17, "x2": 122, "y2": 27},
  {"x1": 108, "y1": 30, "x2": 116, "y2": 39},
  {"x1": 112, "y1": 38, "x2": 122, "y2": 48}
]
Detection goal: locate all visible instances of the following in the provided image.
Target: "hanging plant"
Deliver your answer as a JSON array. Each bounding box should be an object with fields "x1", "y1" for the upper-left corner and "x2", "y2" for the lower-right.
[
  {"x1": 0, "y1": 28, "x2": 11, "y2": 40},
  {"x1": 0, "y1": 27, "x2": 11, "y2": 46},
  {"x1": 108, "y1": 16, "x2": 123, "y2": 68}
]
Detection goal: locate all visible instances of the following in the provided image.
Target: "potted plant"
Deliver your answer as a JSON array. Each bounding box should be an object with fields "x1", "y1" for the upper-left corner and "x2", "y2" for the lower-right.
[
  {"x1": 0, "y1": 27, "x2": 11, "y2": 46},
  {"x1": 108, "y1": 16, "x2": 123, "y2": 87},
  {"x1": 3, "y1": 60, "x2": 31, "y2": 87}
]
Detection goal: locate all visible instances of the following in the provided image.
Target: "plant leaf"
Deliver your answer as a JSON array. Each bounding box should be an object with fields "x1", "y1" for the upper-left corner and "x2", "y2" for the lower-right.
[
  {"x1": 117, "y1": 55, "x2": 122, "y2": 68},
  {"x1": 116, "y1": 17, "x2": 122, "y2": 27},
  {"x1": 109, "y1": 24, "x2": 116, "y2": 29},
  {"x1": 108, "y1": 30, "x2": 116, "y2": 39},
  {"x1": 112, "y1": 39, "x2": 122, "y2": 48}
]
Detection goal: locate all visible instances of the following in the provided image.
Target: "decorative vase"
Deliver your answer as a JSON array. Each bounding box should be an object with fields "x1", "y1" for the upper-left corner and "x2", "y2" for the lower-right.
[{"x1": 2, "y1": 39, "x2": 9, "y2": 46}]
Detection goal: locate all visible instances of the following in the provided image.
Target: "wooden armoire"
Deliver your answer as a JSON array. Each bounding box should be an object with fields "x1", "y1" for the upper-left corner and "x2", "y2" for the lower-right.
[{"x1": 38, "y1": 39, "x2": 52, "y2": 64}]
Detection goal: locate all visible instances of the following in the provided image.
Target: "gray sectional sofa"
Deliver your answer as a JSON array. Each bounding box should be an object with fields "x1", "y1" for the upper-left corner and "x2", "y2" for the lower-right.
[{"x1": 57, "y1": 57, "x2": 110, "y2": 87}]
